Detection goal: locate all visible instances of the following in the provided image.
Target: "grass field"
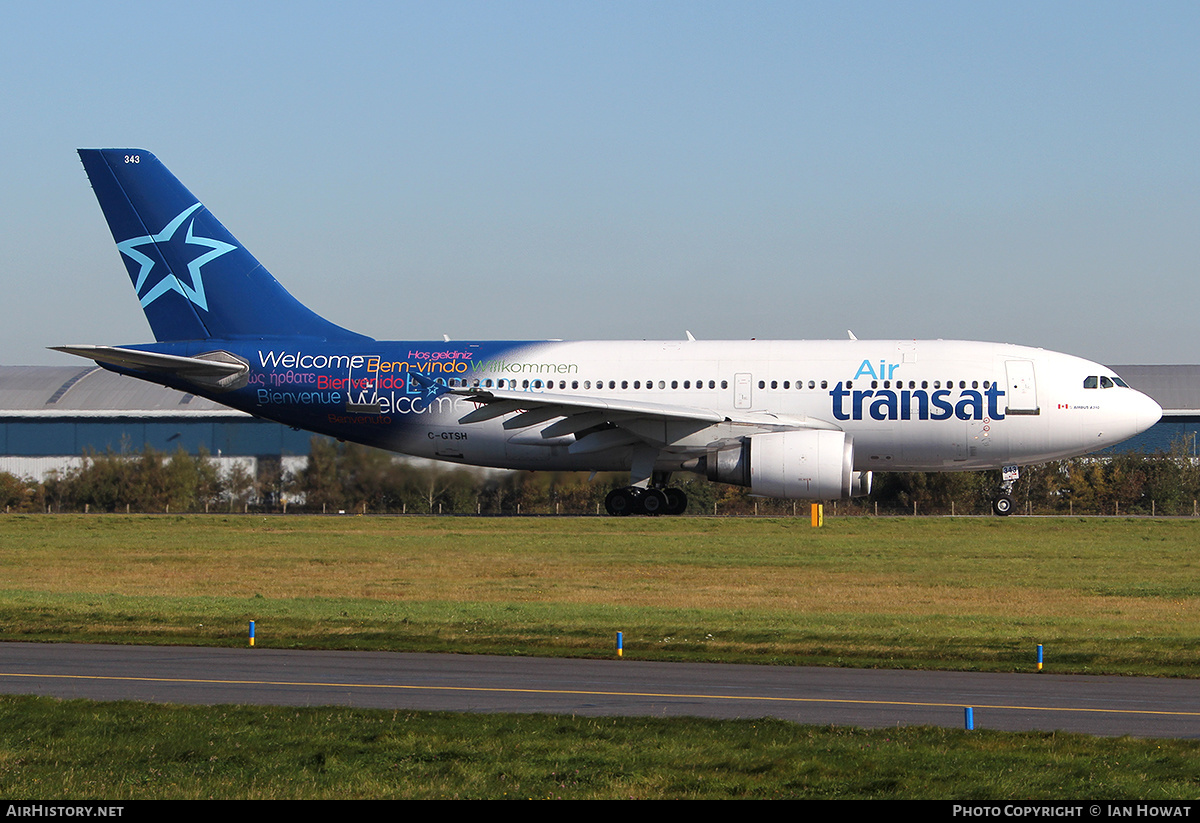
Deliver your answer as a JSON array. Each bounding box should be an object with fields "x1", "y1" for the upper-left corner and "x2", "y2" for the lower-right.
[
  {"x1": 0, "y1": 514, "x2": 1196, "y2": 675},
  {"x1": 2, "y1": 514, "x2": 1197, "y2": 799},
  {"x1": 2, "y1": 695, "x2": 1198, "y2": 799}
]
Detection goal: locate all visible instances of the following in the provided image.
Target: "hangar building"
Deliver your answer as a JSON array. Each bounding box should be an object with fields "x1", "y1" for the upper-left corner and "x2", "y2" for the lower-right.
[
  {"x1": 1107, "y1": 365, "x2": 1200, "y2": 455},
  {"x1": 0, "y1": 365, "x2": 318, "y2": 482}
]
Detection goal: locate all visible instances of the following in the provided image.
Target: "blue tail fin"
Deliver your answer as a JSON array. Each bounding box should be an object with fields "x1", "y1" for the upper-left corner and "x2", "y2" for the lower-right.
[{"x1": 78, "y1": 149, "x2": 371, "y2": 344}]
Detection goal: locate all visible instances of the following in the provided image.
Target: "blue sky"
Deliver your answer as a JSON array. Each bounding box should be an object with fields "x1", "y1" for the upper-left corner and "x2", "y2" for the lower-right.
[{"x1": 3, "y1": 1, "x2": 1197, "y2": 364}]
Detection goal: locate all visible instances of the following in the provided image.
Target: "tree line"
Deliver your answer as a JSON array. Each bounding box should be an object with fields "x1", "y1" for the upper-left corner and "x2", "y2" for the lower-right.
[{"x1": 3, "y1": 437, "x2": 1199, "y2": 516}]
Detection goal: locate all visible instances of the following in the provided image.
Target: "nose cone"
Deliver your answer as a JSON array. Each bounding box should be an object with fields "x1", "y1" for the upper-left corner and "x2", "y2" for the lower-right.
[
  {"x1": 1110, "y1": 390, "x2": 1163, "y2": 446},
  {"x1": 1135, "y1": 390, "x2": 1164, "y2": 435},
  {"x1": 1094, "y1": 390, "x2": 1162, "y2": 450}
]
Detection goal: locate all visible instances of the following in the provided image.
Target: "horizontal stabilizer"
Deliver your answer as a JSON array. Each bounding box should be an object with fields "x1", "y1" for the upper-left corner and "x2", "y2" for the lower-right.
[{"x1": 50, "y1": 345, "x2": 249, "y2": 392}]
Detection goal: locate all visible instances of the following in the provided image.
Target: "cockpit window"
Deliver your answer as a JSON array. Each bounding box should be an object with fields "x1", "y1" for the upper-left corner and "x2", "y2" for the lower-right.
[{"x1": 1084, "y1": 375, "x2": 1125, "y2": 389}]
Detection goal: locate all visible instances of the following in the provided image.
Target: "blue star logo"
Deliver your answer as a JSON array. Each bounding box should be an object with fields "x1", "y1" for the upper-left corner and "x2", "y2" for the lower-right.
[
  {"x1": 115, "y1": 203, "x2": 236, "y2": 312},
  {"x1": 404, "y1": 371, "x2": 450, "y2": 398}
]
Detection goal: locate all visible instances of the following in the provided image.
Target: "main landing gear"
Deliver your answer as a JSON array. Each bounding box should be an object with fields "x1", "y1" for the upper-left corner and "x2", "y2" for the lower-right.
[
  {"x1": 992, "y1": 464, "x2": 1019, "y2": 516},
  {"x1": 607, "y1": 454, "x2": 689, "y2": 516},
  {"x1": 605, "y1": 486, "x2": 689, "y2": 516}
]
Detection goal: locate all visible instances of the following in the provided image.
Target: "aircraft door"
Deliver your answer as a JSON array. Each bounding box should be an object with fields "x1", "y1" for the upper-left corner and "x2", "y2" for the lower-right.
[
  {"x1": 345, "y1": 355, "x2": 382, "y2": 413},
  {"x1": 1004, "y1": 360, "x2": 1040, "y2": 416},
  {"x1": 734, "y1": 373, "x2": 752, "y2": 409}
]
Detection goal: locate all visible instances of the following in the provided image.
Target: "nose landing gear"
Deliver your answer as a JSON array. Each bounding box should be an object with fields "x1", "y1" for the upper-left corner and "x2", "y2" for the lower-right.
[{"x1": 992, "y1": 465, "x2": 1019, "y2": 516}]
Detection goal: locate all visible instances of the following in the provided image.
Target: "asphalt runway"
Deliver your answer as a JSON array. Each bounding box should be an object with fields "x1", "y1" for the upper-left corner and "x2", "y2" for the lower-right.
[{"x1": 0, "y1": 642, "x2": 1196, "y2": 738}]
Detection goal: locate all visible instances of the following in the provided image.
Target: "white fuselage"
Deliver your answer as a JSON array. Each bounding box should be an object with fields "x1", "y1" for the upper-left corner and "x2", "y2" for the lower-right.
[{"x1": 358, "y1": 338, "x2": 1161, "y2": 474}]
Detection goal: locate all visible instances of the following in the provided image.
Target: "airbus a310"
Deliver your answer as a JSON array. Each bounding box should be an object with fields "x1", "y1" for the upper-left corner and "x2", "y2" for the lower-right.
[{"x1": 56, "y1": 149, "x2": 1162, "y2": 515}]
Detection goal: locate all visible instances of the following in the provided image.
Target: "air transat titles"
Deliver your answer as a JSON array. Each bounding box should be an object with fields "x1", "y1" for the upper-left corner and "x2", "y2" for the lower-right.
[{"x1": 829, "y1": 382, "x2": 1006, "y2": 421}]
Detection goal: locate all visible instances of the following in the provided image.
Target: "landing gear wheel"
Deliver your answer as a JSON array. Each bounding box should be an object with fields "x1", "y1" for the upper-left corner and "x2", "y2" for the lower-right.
[
  {"x1": 663, "y1": 488, "x2": 688, "y2": 516},
  {"x1": 993, "y1": 494, "x2": 1014, "y2": 516},
  {"x1": 639, "y1": 488, "x2": 667, "y2": 516},
  {"x1": 605, "y1": 488, "x2": 638, "y2": 516},
  {"x1": 604, "y1": 485, "x2": 687, "y2": 516}
]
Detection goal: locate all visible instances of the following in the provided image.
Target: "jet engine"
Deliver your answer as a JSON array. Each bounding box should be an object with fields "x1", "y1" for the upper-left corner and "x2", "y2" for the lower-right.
[{"x1": 700, "y1": 430, "x2": 871, "y2": 500}]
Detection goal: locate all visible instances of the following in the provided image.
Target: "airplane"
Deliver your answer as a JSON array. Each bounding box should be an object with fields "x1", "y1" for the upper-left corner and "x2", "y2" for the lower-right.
[{"x1": 55, "y1": 149, "x2": 1163, "y2": 516}]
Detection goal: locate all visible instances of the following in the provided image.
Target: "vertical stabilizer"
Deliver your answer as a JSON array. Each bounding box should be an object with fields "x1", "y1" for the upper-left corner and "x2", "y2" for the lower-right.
[{"x1": 78, "y1": 149, "x2": 370, "y2": 343}]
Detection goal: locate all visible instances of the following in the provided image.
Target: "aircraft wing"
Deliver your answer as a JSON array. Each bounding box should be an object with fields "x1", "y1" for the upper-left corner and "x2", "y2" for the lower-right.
[{"x1": 447, "y1": 385, "x2": 840, "y2": 453}]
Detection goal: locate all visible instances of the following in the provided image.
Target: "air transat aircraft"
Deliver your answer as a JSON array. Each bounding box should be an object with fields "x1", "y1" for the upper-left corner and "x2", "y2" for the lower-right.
[{"x1": 57, "y1": 149, "x2": 1162, "y2": 516}]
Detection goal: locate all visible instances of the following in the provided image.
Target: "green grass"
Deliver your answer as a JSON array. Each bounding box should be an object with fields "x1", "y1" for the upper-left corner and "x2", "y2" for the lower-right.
[
  {"x1": 0, "y1": 514, "x2": 1196, "y2": 675},
  {"x1": 2, "y1": 514, "x2": 1199, "y2": 799},
  {"x1": 0, "y1": 695, "x2": 1196, "y2": 799}
]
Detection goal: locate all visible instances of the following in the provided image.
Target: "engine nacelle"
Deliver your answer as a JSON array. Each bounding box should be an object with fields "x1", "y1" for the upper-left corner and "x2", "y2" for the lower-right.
[{"x1": 703, "y1": 430, "x2": 871, "y2": 500}]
